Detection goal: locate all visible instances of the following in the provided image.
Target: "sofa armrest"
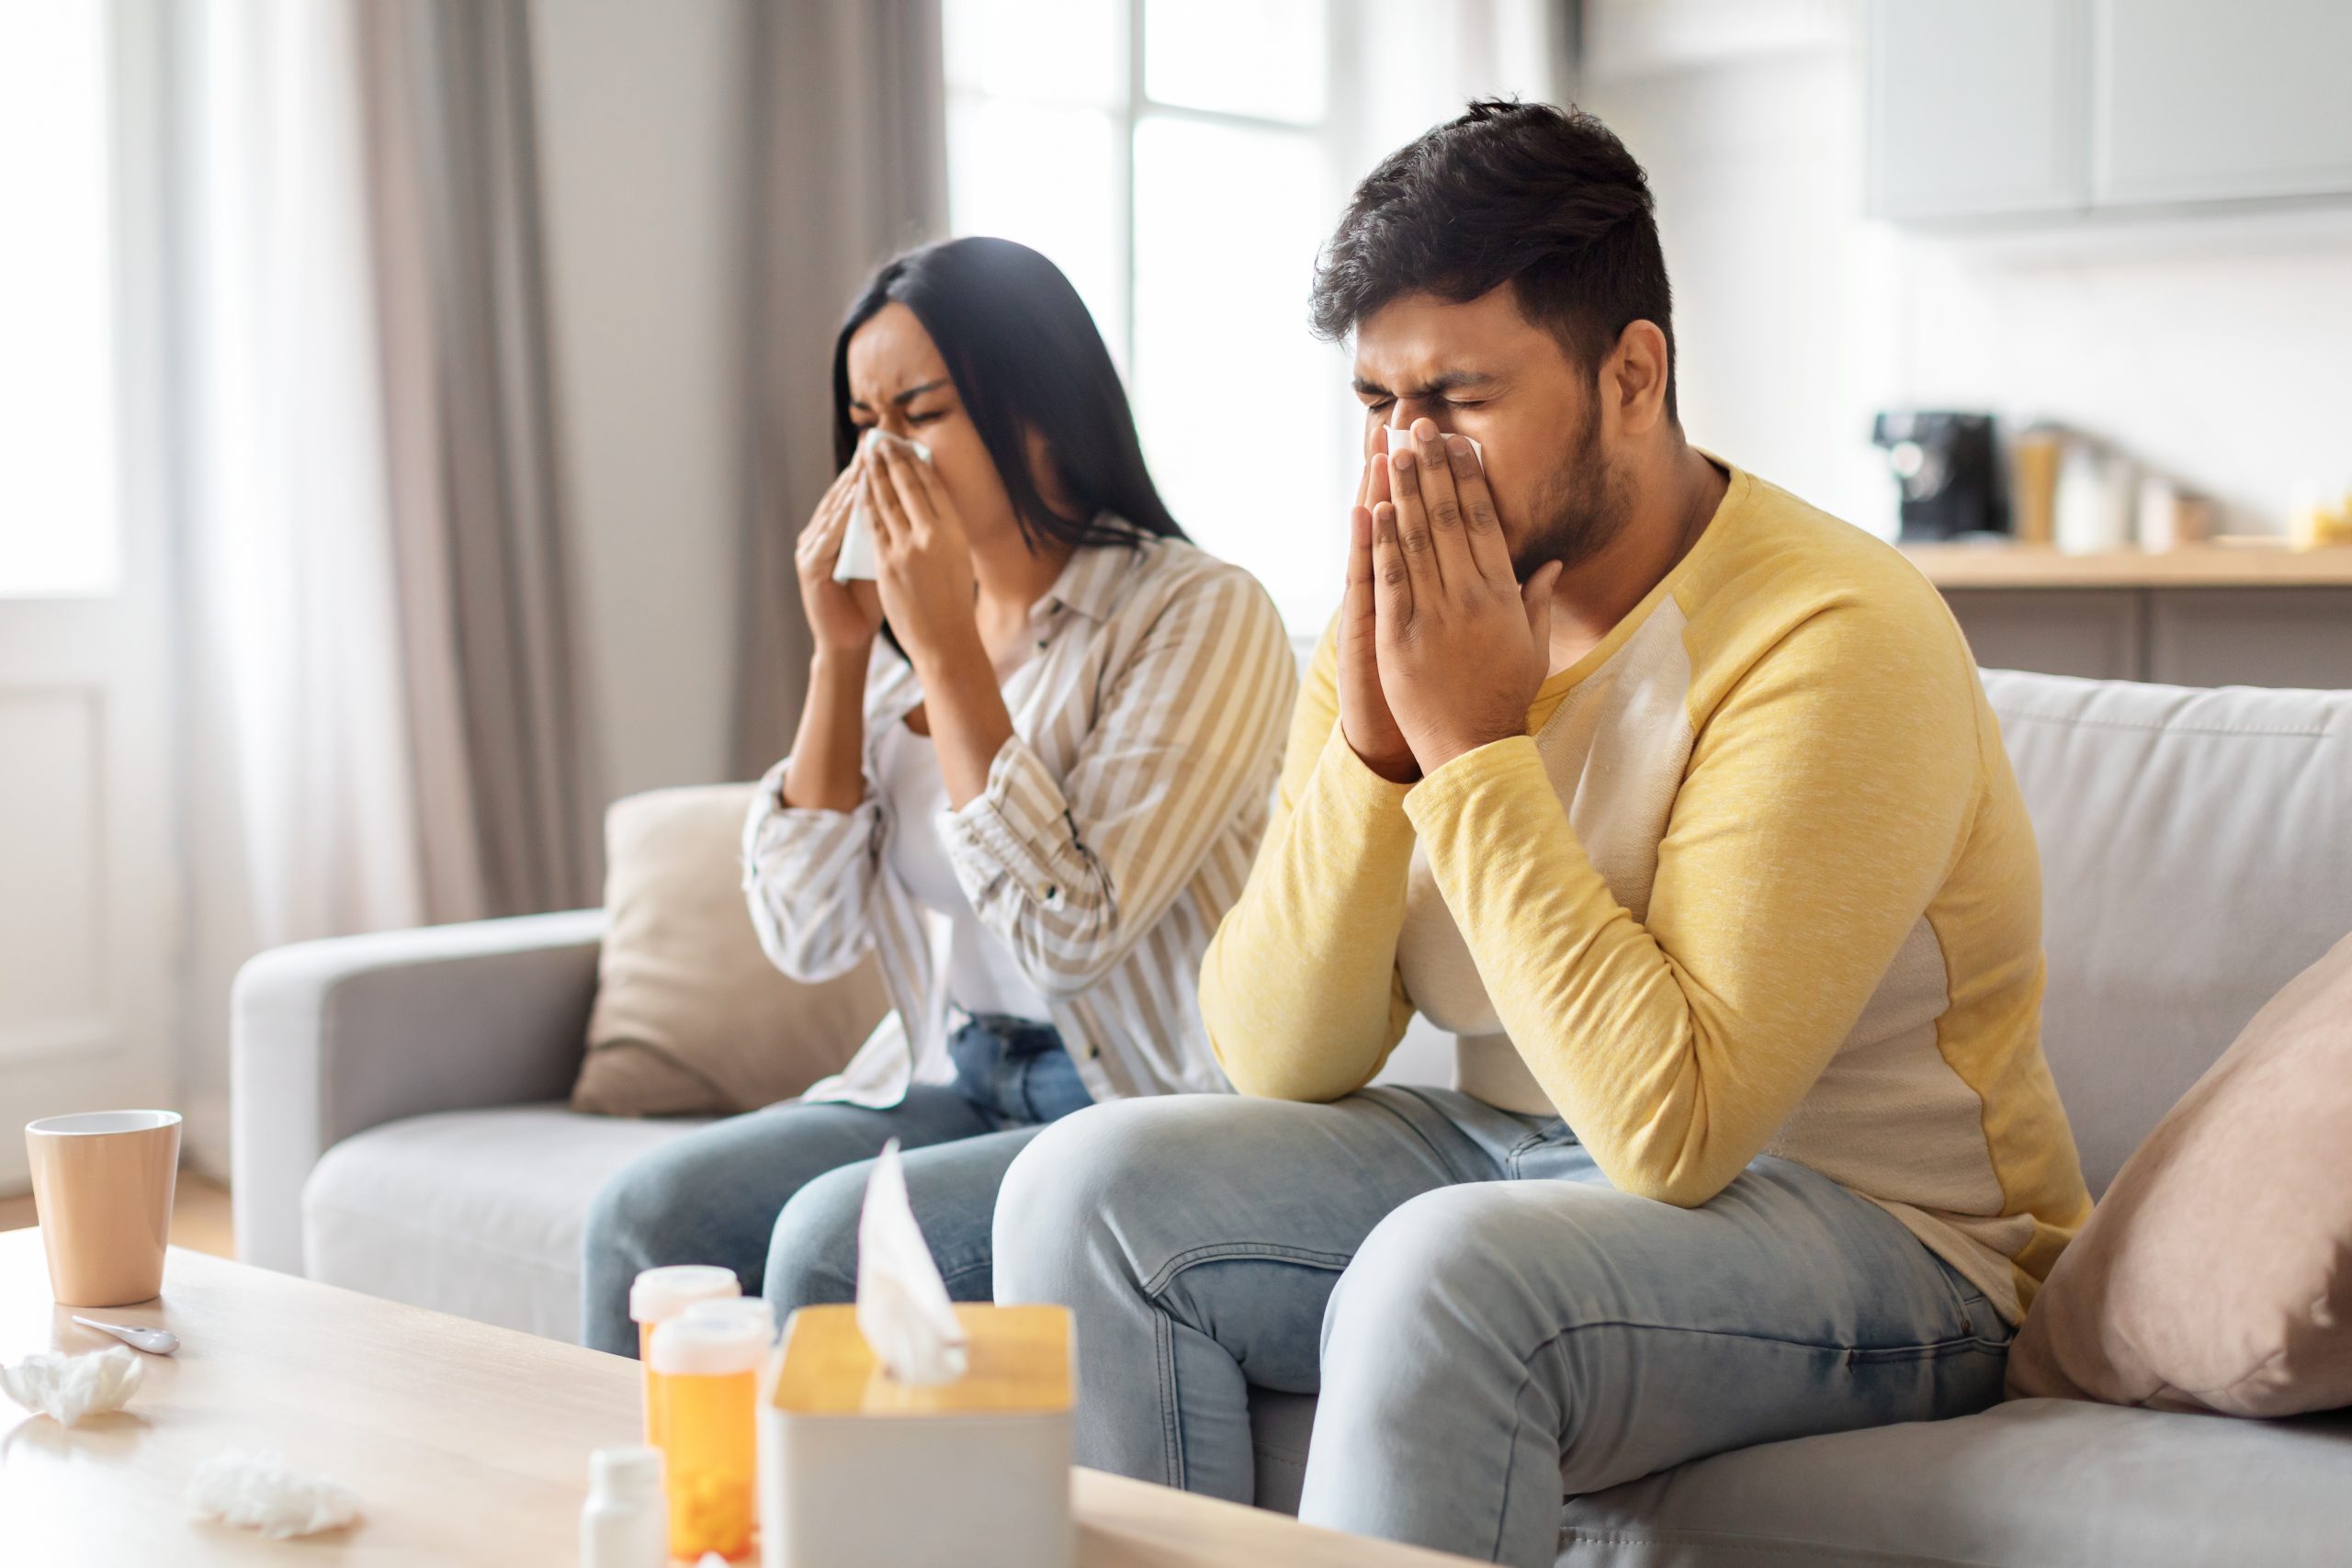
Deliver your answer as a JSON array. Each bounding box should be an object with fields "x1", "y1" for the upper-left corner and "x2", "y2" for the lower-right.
[{"x1": 230, "y1": 908, "x2": 608, "y2": 1275}]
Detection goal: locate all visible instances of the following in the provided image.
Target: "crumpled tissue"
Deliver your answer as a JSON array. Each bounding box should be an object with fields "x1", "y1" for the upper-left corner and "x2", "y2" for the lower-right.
[
  {"x1": 187, "y1": 1449, "x2": 360, "y2": 1539},
  {"x1": 0, "y1": 1345, "x2": 143, "y2": 1426},
  {"x1": 855, "y1": 1138, "x2": 968, "y2": 1384},
  {"x1": 833, "y1": 429, "x2": 932, "y2": 584}
]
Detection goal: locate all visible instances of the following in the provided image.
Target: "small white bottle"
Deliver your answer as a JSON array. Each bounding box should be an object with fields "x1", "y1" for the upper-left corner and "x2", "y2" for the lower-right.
[{"x1": 582, "y1": 1445, "x2": 666, "y2": 1568}]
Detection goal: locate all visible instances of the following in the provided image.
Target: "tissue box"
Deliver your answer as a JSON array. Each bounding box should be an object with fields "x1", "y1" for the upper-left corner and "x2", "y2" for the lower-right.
[{"x1": 760, "y1": 1303, "x2": 1073, "y2": 1568}]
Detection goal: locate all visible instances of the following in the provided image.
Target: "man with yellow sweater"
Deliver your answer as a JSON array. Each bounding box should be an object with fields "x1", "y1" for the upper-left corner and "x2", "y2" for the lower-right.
[{"x1": 992, "y1": 101, "x2": 2091, "y2": 1567}]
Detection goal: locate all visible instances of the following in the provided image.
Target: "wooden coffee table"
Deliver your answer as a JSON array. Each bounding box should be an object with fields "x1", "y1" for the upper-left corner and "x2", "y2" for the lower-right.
[{"x1": 0, "y1": 1229, "x2": 1472, "y2": 1565}]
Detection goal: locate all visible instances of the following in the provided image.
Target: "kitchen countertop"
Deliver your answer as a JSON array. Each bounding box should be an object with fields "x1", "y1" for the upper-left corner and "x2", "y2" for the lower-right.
[{"x1": 1901, "y1": 542, "x2": 2352, "y2": 589}]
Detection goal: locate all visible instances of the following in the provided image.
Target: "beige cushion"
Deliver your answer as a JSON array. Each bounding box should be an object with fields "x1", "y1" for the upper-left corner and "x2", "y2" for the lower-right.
[
  {"x1": 2007, "y1": 930, "x2": 2352, "y2": 1416},
  {"x1": 571, "y1": 785, "x2": 888, "y2": 1117}
]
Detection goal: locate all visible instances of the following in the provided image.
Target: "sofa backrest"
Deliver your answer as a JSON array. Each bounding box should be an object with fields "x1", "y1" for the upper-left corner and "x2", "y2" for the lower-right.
[{"x1": 1980, "y1": 670, "x2": 2352, "y2": 1195}]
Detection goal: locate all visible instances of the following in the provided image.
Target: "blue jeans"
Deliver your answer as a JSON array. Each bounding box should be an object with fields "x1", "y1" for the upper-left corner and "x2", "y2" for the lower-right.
[
  {"x1": 580, "y1": 1015, "x2": 1090, "y2": 1356},
  {"x1": 992, "y1": 1087, "x2": 2014, "y2": 1567}
]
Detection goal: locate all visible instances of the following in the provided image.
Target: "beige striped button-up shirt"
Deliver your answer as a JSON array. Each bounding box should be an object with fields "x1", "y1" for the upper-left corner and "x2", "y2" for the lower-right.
[{"x1": 742, "y1": 534, "x2": 1295, "y2": 1108}]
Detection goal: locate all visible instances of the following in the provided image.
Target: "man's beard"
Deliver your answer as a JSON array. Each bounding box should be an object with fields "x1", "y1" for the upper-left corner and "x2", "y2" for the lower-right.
[{"x1": 1509, "y1": 392, "x2": 1632, "y2": 581}]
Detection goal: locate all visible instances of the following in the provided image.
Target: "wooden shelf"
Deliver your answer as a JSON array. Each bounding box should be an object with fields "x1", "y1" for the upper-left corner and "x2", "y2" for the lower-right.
[{"x1": 1903, "y1": 543, "x2": 2352, "y2": 590}]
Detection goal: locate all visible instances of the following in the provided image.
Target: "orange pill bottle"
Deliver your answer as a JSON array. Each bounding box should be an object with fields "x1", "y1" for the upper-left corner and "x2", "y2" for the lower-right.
[
  {"x1": 649, "y1": 1303, "x2": 772, "y2": 1562},
  {"x1": 628, "y1": 1265, "x2": 740, "y2": 1447}
]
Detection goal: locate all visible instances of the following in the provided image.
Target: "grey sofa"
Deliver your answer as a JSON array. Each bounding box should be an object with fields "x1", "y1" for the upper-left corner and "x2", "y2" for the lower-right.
[{"x1": 233, "y1": 668, "x2": 2352, "y2": 1566}]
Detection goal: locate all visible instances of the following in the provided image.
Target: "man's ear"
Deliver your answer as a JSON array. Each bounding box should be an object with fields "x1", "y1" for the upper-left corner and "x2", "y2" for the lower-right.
[{"x1": 1603, "y1": 321, "x2": 1672, "y2": 437}]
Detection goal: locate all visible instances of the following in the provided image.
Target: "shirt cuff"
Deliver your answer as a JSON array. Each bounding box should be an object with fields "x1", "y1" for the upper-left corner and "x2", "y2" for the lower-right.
[
  {"x1": 741, "y1": 756, "x2": 878, "y2": 873},
  {"x1": 1401, "y1": 733, "x2": 1548, "y2": 838},
  {"x1": 941, "y1": 734, "x2": 1086, "y2": 914},
  {"x1": 1309, "y1": 722, "x2": 1417, "y2": 824}
]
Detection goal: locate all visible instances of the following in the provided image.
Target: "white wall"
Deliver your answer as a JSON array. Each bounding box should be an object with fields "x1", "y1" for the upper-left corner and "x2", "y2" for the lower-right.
[
  {"x1": 1582, "y1": 24, "x2": 2352, "y2": 538},
  {"x1": 532, "y1": 0, "x2": 750, "y2": 802}
]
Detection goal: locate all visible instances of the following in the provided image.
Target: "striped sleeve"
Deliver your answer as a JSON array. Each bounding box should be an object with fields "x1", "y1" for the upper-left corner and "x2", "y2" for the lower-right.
[
  {"x1": 741, "y1": 756, "x2": 885, "y2": 984},
  {"x1": 941, "y1": 564, "x2": 1295, "y2": 1003}
]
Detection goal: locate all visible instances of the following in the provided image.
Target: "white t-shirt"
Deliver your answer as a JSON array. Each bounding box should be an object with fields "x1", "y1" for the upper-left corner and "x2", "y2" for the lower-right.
[{"x1": 876, "y1": 718, "x2": 1054, "y2": 1023}]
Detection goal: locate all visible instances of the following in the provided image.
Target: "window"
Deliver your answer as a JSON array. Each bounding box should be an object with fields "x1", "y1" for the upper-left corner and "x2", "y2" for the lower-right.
[
  {"x1": 0, "y1": 3, "x2": 120, "y2": 597},
  {"x1": 945, "y1": 0, "x2": 1561, "y2": 633},
  {"x1": 946, "y1": 0, "x2": 1354, "y2": 632}
]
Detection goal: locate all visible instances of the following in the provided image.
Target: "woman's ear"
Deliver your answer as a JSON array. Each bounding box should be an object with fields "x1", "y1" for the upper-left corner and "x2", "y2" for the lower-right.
[{"x1": 1024, "y1": 424, "x2": 1079, "y2": 518}]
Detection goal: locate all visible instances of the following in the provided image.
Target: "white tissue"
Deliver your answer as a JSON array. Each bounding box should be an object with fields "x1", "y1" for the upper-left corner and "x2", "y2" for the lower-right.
[
  {"x1": 0, "y1": 1345, "x2": 143, "y2": 1426},
  {"x1": 833, "y1": 508, "x2": 881, "y2": 583},
  {"x1": 834, "y1": 429, "x2": 933, "y2": 584},
  {"x1": 187, "y1": 1449, "x2": 360, "y2": 1540},
  {"x1": 1381, "y1": 429, "x2": 1482, "y2": 469},
  {"x1": 855, "y1": 1138, "x2": 968, "y2": 1384}
]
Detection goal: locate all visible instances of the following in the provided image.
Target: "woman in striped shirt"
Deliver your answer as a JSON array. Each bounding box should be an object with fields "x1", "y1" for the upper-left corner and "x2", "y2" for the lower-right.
[{"x1": 580, "y1": 238, "x2": 1295, "y2": 1354}]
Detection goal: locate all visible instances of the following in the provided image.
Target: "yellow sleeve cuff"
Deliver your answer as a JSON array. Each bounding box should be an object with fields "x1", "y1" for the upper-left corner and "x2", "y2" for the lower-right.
[
  {"x1": 1401, "y1": 733, "x2": 1549, "y2": 834},
  {"x1": 1307, "y1": 722, "x2": 1417, "y2": 842}
]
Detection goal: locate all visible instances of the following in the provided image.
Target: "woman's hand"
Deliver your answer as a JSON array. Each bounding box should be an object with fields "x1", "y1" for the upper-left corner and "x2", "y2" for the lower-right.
[
  {"x1": 796, "y1": 460, "x2": 886, "y2": 659},
  {"x1": 865, "y1": 437, "x2": 985, "y2": 675}
]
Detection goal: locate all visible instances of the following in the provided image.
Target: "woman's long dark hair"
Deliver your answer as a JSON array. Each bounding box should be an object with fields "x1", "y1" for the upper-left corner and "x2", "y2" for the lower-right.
[{"x1": 831, "y1": 237, "x2": 1185, "y2": 550}]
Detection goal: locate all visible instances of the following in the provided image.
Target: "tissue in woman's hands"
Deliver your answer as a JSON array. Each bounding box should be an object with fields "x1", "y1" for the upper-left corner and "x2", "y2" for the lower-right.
[
  {"x1": 855, "y1": 1138, "x2": 968, "y2": 1383},
  {"x1": 834, "y1": 429, "x2": 933, "y2": 584},
  {"x1": 0, "y1": 1345, "x2": 142, "y2": 1426}
]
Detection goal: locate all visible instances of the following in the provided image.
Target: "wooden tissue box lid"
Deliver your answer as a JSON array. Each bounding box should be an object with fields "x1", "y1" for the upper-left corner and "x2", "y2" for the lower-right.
[{"x1": 771, "y1": 1303, "x2": 1072, "y2": 1418}]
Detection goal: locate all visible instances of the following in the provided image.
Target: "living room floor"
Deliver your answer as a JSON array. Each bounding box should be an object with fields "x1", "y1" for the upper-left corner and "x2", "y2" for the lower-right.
[{"x1": 0, "y1": 1171, "x2": 234, "y2": 1259}]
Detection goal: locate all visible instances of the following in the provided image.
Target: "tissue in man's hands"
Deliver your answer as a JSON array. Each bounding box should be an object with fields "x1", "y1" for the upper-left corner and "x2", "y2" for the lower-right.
[
  {"x1": 833, "y1": 430, "x2": 932, "y2": 584},
  {"x1": 855, "y1": 1138, "x2": 968, "y2": 1383},
  {"x1": 0, "y1": 1346, "x2": 142, "y2": 1426}
]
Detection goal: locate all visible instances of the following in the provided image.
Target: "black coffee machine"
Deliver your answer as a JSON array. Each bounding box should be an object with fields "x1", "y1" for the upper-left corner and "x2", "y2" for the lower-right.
[{"x1": 1871, "y1": 411, "x2": 2008, "y2": 541}]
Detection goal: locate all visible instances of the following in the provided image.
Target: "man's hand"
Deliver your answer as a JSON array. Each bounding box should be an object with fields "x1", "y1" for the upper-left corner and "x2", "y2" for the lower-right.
[
  {"x1": 1372, "y1": 419, "x2": 1565, "y2": 774},
  {"x1": 1340, "y1": 424, "x2": 1421, "y2": 782}
]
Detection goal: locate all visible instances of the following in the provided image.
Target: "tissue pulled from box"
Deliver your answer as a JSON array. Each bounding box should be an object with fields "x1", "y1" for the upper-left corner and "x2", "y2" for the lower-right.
[
  {"x1": 834, "y1": 429, "x2": 933, "y2": 584},
  {"x1": 0, "y1": 1345, "x2": 143, "y2": 1426},
  {"x1": 187, "y1": 1449, "x2": 359, "y2": 1540},
  {"x1": 856, "y1": 1138, "x2": 968, "y2": 1384}
]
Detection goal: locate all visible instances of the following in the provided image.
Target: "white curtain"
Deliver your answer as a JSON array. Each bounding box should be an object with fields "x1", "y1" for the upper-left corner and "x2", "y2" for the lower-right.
[
  {"x1": 182, "y1": 0, "x2": 431, "y2": 948},
  {"x1": 172, "y1": 0, "x2": 598, "y2": 1172}
]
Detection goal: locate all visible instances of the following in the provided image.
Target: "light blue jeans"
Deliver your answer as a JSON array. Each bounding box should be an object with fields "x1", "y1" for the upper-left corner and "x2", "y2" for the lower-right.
[
  {"x1": 992, "y1": 1087, "x2": 2014, "y2": 1567},
  {"x1": 580, "y1": 1015, "x2": 1090, "y2": 1356}
]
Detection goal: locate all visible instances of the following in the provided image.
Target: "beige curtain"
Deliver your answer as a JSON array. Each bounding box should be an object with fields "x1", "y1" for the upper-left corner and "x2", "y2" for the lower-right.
[
  {"x1": 730, "y1": 0, "x2": 949, "y2": 780},
  {"x1": 358, "y1": 0, "x2": 603, "y2": 918}
]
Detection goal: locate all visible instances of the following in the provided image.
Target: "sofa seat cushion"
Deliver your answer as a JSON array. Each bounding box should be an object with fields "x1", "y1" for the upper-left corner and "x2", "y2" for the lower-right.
[
  {"x1": 1556, "y1": 1398, "x2": 2352, "y2": 1567},
  {"x1": 302, "y1": 1103, "x2": 712, "y2": 1343}
]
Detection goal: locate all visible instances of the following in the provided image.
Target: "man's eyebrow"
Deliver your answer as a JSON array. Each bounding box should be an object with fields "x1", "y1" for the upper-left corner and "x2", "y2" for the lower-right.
[
  {"x1": 848, "y1": 377, "x2": 951, "y2": 411},
  {"x1": 1351, "y1": 369, "x2": 1500, "y2": 399}
]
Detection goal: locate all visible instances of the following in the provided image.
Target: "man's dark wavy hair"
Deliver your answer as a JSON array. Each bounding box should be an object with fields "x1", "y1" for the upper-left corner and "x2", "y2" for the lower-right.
[{"x1": 1309, "y1": 99, "x2": 1678, "y2": 423}]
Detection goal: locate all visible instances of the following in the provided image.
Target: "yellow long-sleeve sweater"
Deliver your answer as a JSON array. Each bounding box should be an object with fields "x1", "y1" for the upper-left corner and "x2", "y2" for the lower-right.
[{"x1": 1201, "y1": 462, "x2": 2091, "y2": 1321}]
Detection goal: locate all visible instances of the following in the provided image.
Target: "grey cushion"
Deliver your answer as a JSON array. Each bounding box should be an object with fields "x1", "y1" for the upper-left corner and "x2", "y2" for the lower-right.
[
  {"x1": 302, "y1": 1102, "x2": 710, "y2": 1342},
  {"x1": 1556, "y1": 1399, "x2": 2352, "y2": 1567},
  {"x1": 1982, "y1": 671, "x2": 2352, "y2": 1193}
]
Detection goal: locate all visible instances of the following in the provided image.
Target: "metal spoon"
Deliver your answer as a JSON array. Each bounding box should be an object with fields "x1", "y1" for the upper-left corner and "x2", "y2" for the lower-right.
[{"x1": 71, "y1": 1315, "x2": 179, "y2": 1356}]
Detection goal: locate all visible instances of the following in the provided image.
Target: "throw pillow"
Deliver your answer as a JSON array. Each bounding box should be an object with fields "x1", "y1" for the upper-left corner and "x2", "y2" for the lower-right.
[
  {"x1": 2006, "y1": 930, "x2": 2352, "y2": 1416},
  {"x1": 571, "y1": 784, "x2": 889, "y2": 1117}
]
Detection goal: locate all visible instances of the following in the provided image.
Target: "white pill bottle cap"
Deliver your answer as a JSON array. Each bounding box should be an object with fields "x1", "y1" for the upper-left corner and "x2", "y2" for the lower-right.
[
  {"x1": 628, "y1": 1264, "x2": 740, "y2": 1325},
  {"x1": 650, "y1": 1312, "x2": 769, "y2": 1378}
]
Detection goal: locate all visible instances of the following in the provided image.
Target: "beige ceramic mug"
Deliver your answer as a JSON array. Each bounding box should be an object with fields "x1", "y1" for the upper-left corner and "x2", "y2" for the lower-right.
[{"x1": 26, "y1": 1110, "x2": 181, "y2": 1307}]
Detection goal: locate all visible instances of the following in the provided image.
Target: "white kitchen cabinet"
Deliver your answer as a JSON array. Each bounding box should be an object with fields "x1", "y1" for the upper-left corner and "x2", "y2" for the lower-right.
[
  {"x1": 1867, "y1": 0, "x2": 2352, "y2": 221},
  {"x1": 1865, "y1": 0, "x2": 2087, "y2": 220},
  {"x1": 2092, "y1": 0, "x2": 2352, "y2": 207}
]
